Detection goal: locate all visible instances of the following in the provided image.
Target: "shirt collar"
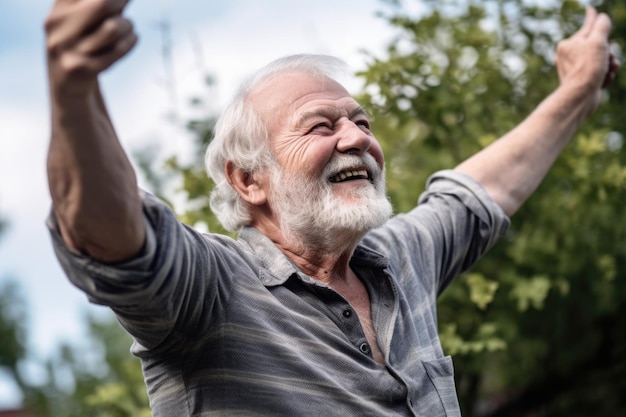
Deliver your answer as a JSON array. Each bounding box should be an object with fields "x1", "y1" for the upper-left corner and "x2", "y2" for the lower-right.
[{"x1": 238, "y1": 226, "x2": 390, "y2": 287}]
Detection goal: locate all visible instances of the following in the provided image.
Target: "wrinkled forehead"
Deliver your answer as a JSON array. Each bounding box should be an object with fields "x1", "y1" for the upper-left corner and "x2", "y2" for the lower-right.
[{"x1": 248, "y1": 71, "x2": 353, "y2": 120}]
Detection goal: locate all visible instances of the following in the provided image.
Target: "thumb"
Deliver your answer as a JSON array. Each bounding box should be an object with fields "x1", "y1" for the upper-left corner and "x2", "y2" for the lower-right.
[{"x1": 575, "y1": 7, "x2": 598, "y2": 38}]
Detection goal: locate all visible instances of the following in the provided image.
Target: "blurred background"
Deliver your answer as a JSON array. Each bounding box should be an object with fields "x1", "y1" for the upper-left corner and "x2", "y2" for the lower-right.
[{"x1": 1, "y1": 0, "x2": 625, "y2": 416}]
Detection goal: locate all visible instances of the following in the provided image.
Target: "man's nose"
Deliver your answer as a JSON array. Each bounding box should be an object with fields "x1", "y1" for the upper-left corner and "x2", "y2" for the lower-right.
[{"x1": 336, "y1": 121, "x2": 371, "y2": 155}]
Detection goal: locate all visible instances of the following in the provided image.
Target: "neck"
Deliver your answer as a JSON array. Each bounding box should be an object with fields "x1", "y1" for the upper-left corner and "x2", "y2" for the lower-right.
[
  {"x1": 279, "y1": 242, "x2": 355, "y2": 285},
  {"x1": 254, "y1": 220, "x2": 362, "y2": 285}
]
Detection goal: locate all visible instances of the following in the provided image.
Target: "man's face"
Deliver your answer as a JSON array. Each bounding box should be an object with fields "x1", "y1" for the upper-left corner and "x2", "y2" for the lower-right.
[{"x1": 250, "y1": 72, "x2": 392, "y2": 248}]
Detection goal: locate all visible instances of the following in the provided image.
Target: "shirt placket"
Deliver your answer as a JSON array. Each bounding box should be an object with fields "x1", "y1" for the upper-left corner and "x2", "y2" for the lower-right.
[
  {"x1": 361, "y1": 266, "x2": 424, "y2": 417},
  {"x1": 301, "y1": 278, "x2": 374, "y2": 360}
]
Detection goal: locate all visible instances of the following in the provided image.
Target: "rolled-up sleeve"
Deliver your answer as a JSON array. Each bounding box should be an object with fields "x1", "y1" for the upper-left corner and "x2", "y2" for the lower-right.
[
  {"x1": 364, "y1": 169, "x2": 510, "y2": 297},
  {"x1": 46, "y1": 191, "x2": 230, "y2": 352}
]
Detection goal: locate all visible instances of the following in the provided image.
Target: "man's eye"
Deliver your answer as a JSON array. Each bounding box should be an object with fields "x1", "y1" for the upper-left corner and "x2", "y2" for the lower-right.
[
  {"x1": 356, "y1": 120, "x2": 371, "y2": 130},
  {"x1": 310, "y1": 123, "x2": 332, "y2": 133}
]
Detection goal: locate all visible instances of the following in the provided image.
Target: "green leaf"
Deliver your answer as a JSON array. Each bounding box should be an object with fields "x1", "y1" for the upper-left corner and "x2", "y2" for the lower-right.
[{"x1": 465, "y1": 273, "x2": 499, "y2": 310}]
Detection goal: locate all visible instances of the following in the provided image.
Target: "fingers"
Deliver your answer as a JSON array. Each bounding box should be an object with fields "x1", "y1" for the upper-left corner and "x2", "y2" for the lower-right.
[
  {"x1": 60, "y1": 21, "x2": 137, "y2": 77},
  {"x1": 575, "y1": 7, "x2": 612, "y2": 40},
  {"x1": 590, "y1": 12, "x2": 612, "y2": 40},
  {"x1": 554, "y1": 6, "x2": 618, "y2": 106},
  {"x1": 584, "y1": 10, "x2": 614, "y2": 89},
  {"x1": 576, "y1": 7, "x2": 597, "y2": 38},
  {"x1": 46, "y1": 0, "x2": 129, "y2": 53},
  {"x1": 74, "y1": 15, "x2": 133, "y2": 55},
  {"x1": 602, "y1": 53, "x2": 620, "y2": 88},
  {"x1": 609, "y1": 54, "x2": 620, "y2": 72},
  {"x1": 45, "y1": 0, "x2": 136, "y2": 93}
]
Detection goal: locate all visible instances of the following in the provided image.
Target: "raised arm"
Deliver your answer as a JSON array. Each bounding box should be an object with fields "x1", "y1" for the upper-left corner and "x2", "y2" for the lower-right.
[
  {"x1": 455, "y1": 7, "x2": 619, "y2": 216},
  {"x1": 45, "y1": 0, "x2": 143, "y2": 262}
]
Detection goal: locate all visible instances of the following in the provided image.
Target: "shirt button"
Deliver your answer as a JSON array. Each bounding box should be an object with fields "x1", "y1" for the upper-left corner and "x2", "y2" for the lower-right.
[
  {"x1": 359, "y1": 343, "x2": 370, "y2": 354},
  {"x1": 342, "y1": 309, "x2": 352, "y2": 318}
]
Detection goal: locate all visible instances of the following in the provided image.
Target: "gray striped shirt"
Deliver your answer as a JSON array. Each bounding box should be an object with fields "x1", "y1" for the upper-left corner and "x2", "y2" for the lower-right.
[{"x1": 49, "y1": 170, "x2": 509, "y2": 416}]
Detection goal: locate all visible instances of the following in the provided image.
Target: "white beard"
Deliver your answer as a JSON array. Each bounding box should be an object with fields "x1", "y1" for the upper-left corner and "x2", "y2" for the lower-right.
[{"x1": 268, "y1": 153, "x2": 393, "y2": 253}]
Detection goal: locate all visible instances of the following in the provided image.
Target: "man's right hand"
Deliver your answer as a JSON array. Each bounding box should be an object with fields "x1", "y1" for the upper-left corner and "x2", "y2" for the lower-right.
[{"x1": 45, "y1": 0, "x2": 137, "y2": 97}]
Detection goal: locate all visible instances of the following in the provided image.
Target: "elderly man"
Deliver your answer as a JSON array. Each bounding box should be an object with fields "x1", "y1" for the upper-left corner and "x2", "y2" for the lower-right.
[{"x1": 45, "y1": 0, "x2": 617, "y2": 415}]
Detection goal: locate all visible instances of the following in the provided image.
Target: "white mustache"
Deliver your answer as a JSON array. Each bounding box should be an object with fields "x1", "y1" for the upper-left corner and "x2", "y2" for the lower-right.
[{"x1": 322, "y1": 153, "x2": 382, "y2": 181}]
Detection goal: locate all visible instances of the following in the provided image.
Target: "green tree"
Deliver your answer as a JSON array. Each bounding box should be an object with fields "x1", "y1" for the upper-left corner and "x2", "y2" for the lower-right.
[
  {"x1": 358, "y1": 0, "x2": 626, "y2": 415},
  {"x1": 0, "y1": 215, "x2": 147, "y2": 416},
  {"x1": 0, "y1": 280, "x2": 29, "y2": 404},
  {"x1": 0, "y1": 216, "x2": 31, "y2": 408},
  {"x1": 133, "y1": 86, "x2": 222, "y2": 234},
  {"x1": 24, "y1": 314, "x2": 150, "y2": 417}
]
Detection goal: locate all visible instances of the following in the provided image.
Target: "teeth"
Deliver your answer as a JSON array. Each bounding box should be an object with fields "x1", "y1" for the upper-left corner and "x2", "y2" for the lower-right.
[{"x1": 330, "y1": 169, "x2": 369, "y2": 182}]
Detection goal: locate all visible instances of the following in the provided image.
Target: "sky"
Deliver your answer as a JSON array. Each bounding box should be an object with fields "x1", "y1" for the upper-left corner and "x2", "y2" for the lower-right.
[{"x1": 0, "y1": 0, "x2": 429, "y2": 409}]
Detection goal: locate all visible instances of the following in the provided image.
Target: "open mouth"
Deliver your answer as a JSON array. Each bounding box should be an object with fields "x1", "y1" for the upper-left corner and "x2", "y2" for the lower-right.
[{"x1": 329, "y1": 168, "x2": 371, "y2": 183}]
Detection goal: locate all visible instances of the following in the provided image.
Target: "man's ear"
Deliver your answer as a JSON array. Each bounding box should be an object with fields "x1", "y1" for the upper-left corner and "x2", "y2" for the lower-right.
[{"x1": 225, "y1": 161, "x2": 268, "y2": 206}]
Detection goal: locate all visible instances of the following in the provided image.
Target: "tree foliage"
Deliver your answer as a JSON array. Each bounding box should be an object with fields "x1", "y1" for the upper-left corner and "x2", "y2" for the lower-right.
[
  {"x1": 22, "y1": 315, "x2": 150, "y2": 417},
  {"x1": 0, "y1": 281, "x2": 28, "y2": 398},
  {"x1": 357, "y1": 0, "x2": 626, "y2": 415},
  {"x1": 0, "y1": 215, "x2": 32, "y2": 409},
  {"x1": 0, "y1": 216, "x2": 148, "y2": 415}
]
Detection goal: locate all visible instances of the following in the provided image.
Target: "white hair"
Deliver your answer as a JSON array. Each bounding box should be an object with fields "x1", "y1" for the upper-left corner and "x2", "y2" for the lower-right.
[{"x1": 204, "y1": 54, "x2": 352, "y2": 231}]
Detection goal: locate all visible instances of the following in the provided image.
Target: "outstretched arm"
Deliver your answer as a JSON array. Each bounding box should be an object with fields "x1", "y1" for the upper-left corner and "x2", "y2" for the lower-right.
[
  {"x1": 46, "y1": 0, "x2": 143, "y2": 262},
  {"x1": 455, "y1": 7, "x2": 619, "y2": 216}
]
